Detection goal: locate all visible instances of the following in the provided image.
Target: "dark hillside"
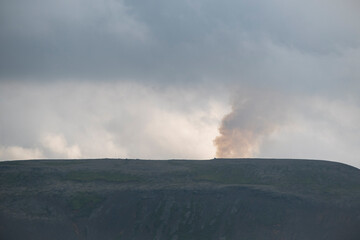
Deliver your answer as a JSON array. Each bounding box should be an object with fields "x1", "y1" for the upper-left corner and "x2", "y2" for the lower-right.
[{"x1": 1, "y1": 159, "x2": 360, "y2": 239}]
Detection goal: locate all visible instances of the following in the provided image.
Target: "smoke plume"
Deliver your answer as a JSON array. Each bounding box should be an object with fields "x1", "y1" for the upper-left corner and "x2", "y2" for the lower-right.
[{"x1": 214, "y1": 90, "x2": 289, "y2": 158}]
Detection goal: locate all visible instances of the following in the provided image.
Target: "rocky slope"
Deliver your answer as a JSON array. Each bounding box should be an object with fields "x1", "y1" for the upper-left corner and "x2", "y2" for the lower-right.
[{"x1": 1, "y1": 158, "x2": 360, "y2": 239}]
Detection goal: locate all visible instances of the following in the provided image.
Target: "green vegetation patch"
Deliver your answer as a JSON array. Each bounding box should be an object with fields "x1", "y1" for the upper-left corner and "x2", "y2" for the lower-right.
[
  {"x1": 279, "y1": 169, "x2": 360, "y2": 196},
  {"x1": 69, "y1": 192, "x2": 104, "y2": 217},
  {"x1": 192, "y1": 165, "x2": 266, "y2": 185},
  {"x1": 64, "y1": 171, "x2": 141, "y2": 183},
  {"x1": 41, "y1": 161, "x2": 84, "y2": 166},
  {"x1": 0, "y1": 171, "x2": 45, "y2": 186},
  {"x1": 2, "y1": 161, "x2": 23, "y2": 165}
]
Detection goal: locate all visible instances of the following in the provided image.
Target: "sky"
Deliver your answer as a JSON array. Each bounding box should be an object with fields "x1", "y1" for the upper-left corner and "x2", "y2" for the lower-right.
[{"x1": 0, "y1": 0, "x2": 360, "y2": 168}]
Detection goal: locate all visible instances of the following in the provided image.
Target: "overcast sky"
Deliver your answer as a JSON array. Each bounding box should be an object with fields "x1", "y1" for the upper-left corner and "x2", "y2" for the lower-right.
[{"x1": 1, "y1": 0, "x2": 360, "y2": 168}]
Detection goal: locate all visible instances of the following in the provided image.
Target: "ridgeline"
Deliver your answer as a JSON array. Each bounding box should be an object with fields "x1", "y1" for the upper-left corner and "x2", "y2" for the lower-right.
[{"x1": 1, "y1": 158, "x2": 360, "y2": 239}]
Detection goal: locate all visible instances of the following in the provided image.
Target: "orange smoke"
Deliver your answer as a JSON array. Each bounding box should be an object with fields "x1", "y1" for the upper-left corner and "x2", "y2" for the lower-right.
[
  {"x1": 214, "y1": 128, "x2": 259, "y2": 158},
  {"x1": 214, "y1": 90, "x2": 287, "y2": 158}
]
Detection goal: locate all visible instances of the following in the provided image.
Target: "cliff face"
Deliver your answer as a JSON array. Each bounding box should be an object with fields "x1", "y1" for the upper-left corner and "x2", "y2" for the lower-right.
[{"x1": 1, "y1": 159, "x2": 360, "y2": 240}]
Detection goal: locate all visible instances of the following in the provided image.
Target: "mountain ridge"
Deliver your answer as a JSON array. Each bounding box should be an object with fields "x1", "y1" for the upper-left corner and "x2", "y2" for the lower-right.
[{"x1": 1, "y1": 158, "x2": 360, "y2": 239}]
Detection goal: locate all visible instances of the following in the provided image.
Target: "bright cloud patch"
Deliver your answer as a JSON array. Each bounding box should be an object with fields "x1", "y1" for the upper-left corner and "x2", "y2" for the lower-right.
[{"x1": 0, "y1": 81, "x2": 228, "y2": 160}]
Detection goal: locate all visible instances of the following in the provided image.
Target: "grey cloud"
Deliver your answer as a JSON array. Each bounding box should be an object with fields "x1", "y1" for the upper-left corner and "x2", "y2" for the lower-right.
[
  {"x1": 1, "y1": 0, "x2": 360, "y2": 167},
  {"x1": 1, "y1": 0, "x2": 359, "y2": 88},
  {"x1": 258, "y1": 96, "x2": 360, "y2": 168}
]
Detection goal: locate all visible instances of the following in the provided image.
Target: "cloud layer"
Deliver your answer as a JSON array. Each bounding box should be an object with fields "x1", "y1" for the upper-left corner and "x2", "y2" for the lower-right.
[
  {"x1": 0, "y1": 82, "x2": 227, "y2": 160},
  {"x1": 0, "y1": 0, "x2": 360, "y2": 167}
]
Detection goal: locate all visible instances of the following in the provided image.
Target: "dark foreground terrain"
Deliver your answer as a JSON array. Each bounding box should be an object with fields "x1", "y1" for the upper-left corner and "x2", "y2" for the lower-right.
[{"x1": 1, "y1": 158, "x2": 360, "y2": 240}]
